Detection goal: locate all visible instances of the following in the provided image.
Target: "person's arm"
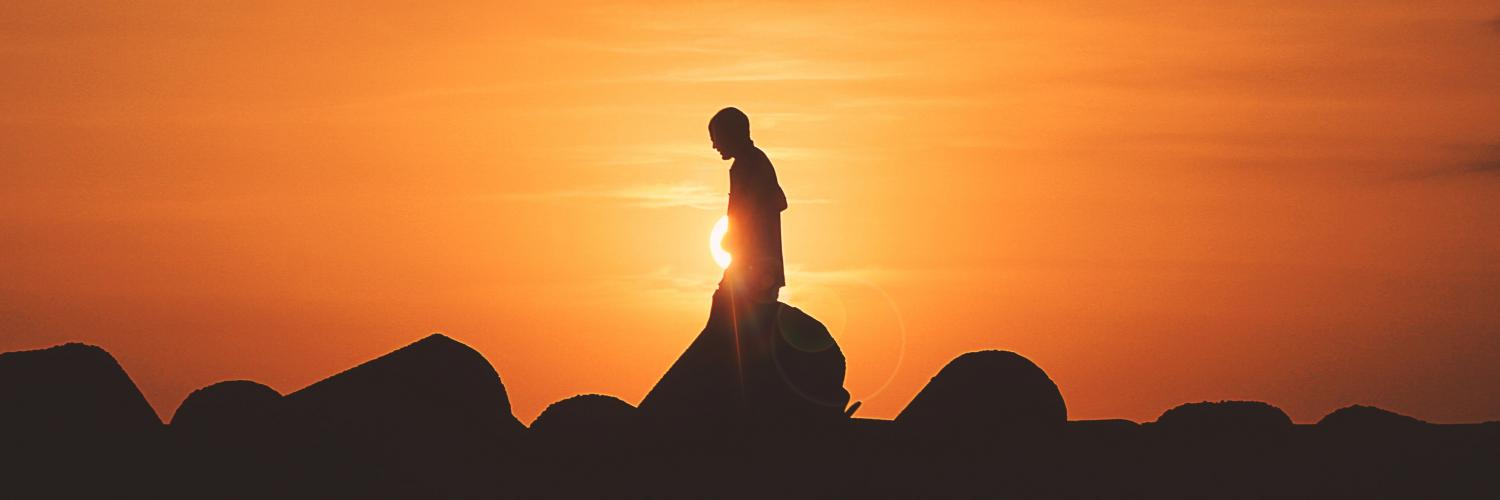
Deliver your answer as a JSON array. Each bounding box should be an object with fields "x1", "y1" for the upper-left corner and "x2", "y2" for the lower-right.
[
  {"x1": 765, "y1": 167, "x2": 787, "y2": 213},
  {"x1": 734, "y1": 162, "x2": 785, "y2": 214},
  {"x1": 748, "y1": 163, "x2": 786, "y2": 293}
]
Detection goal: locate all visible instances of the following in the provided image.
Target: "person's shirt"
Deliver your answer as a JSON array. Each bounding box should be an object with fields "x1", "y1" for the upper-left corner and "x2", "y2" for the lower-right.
[{"x1": 726, "y1": 144, "x2": 787, "y2": 287}]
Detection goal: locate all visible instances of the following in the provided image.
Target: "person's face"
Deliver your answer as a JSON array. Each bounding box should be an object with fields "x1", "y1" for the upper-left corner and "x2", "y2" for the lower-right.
[{"x1": 710, "y1": 128, "x2": 733, "y2": 160}]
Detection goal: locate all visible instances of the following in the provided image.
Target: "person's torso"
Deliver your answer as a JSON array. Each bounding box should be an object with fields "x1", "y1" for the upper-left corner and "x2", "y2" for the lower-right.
[{"x1": 727, "y1": 147, "x2": 786, "y2": 268}]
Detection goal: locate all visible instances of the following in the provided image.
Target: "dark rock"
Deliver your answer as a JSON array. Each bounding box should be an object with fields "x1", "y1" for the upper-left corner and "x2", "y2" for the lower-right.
[
  {"x1": 170, "y1": 380, "x2": 281, "y2": 437},
  {"x1": 0, "y1": 343, "x2": 164, "y2": 497},
  {"x1": 283, "y1": 333, "x2": 524, "y2": 436},
  {"x1": 278, "y1": 333, "x2": 528, "y2": 498},
  {"x1": 772, "y1": 302, "x2": 851, "y2": 410},
  {"x1": 168, "y1": 381, "x2": 284, "y2": 500},
  {"x1": 1154, "y1": 400, "x2": 1292, "y2": 437},
  {"x1": 885, "y1": 351, "x2": 1067, "y2": 498},
  {"x1": 639, "y1": 292, "x2": 850, "y2": 431},
  {"x1": 529, "y1": 395, "x2": 645, "y2": 496},
  {"x1": 1302, "y1": 406, "x2": 1469, "y2": 498},
  {"x1": 894, "y1": 350, "x2": 1067, "y2": 441},
  {"x1": 0, "y1": 342, "x2": 162, "y2": 438},
  {"x1": 531, "y1": 394, "x2": 640, "y2": 446},
  {"x1": 1317, "y1": 404, "x2": 1428, "y2": 432},
  {"x1": 635, "y1": 294, "x2": 853, "y2": 498}
]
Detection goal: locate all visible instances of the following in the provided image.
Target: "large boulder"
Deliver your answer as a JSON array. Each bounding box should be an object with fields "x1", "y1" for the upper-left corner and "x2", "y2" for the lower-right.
[
  {"x1": 1317, "y1": 404, "x2": 1428, "y2": 433},
  {"x1": 1154, "y1": 400, "x2": 1292, "y2": 437},
  {"x1": 636, "y1": 293, "x2": 853, "y2": 499},
  {"x1": 283, "y1": 333, "x2": 524, "y2": 436},
  {"x1": 529, "y1": 394, "x2": 645, "y2": 496},
  {"x1": 168, "y1": 380, "x2": 285, "y2": 499},
  {"x1": 895, "y1": 350, "x2": 1067, "y2": 441},
  {"x1": 639, "y1": 292, "x2": 850, "y2": 431},
  {"x1": 884, "y1": 352, "x2": 1067, "y2": 498},
  {"x1": 170, "y1": 380, "x2": 282, "y2": 437},
  {"x1": 0, "y1": 342, "x2": 162, "y2": 439},
  {"x1": 531, "y1": 394, "x2": 640, "y2": 447},
  {"x1": 278, "y1": 333, "x2": 527, "y2": 498},
  {"x1": 0, "y1": 343, "x2": 164, "y2": 497}
]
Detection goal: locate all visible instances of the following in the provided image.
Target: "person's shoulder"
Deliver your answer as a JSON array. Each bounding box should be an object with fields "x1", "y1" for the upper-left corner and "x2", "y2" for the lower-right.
[
  {"x1": 749, "y1": 145, "x2": 771, "y2": 162},
  {"x1": 744, "y1": 146, "x2": 773, "y2": 169},
  {"x1": 731, "y1": 148, "x2": 770, "y2": 169}
]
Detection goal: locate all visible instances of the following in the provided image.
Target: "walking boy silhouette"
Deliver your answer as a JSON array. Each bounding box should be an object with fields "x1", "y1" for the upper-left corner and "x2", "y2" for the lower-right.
[{"x1": 710, "y1": 107, "x2": 787, "y2": 304}]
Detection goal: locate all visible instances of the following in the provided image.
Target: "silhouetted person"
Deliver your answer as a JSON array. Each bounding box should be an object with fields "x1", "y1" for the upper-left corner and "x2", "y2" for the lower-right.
[
  {"x1": 711, "y1": 107, "x2": 787, "y2": 304},
  {"x1": 709, "y1": 107, "x2": 789, "y2": 415},
  {"x1": 639, "y1": 105, "x2": 852, "y2": 447}
]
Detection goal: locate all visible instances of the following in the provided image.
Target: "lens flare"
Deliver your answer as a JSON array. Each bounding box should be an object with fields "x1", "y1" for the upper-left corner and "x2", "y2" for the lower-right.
[{"x1": 710, "y1": 215, "x2": 732, "y2": 269}]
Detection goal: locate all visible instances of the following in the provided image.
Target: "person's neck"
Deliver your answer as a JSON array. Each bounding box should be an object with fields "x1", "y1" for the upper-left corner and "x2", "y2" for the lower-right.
[{"x1": 729, "y1": 140, "x2": 755, "y2": 158}]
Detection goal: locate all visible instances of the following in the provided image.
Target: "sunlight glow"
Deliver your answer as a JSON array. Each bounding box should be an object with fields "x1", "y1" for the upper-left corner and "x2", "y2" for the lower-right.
[{"x1": 710, "y1": 215, "x2": 732, "y2": 269}]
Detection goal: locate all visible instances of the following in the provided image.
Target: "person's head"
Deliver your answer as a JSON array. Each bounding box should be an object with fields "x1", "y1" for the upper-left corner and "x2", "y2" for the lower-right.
[{"x1": 708, "y1": 107, "x2": 751, "y2": 160}]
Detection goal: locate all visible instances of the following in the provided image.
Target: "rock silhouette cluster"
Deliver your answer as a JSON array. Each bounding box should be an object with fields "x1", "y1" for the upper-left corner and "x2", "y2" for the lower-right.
[{"x1": 3, "y1": 319, "x2": 1497, "y2": 498}]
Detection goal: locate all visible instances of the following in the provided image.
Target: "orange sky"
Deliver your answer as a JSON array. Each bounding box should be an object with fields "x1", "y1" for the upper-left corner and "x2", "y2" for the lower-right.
[{"x1": 4, "y1": 1, "x2": 1499, "y2": 424}]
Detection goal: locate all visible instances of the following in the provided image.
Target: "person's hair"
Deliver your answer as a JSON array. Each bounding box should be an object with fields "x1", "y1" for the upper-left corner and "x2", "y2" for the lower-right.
[{"x1": 709, "y1": 107, "x2": 751, "y2": 141}]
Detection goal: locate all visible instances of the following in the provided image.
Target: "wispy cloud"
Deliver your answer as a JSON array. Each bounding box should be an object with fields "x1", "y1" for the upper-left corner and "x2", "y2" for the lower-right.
[
  {"x1": 484, "y1": 182, "x2": 830, "y2": 210},
  {"x1": 1489, "y1": 16, "x2": 1500, "y2": 33},
  {"x1": 644, "y1": 59, "x2": 893, "y2": 83},
  {"x1": 540, "y1": 3, "x2": 935, "y2": 86},
  {"x1": 785, "y1": 267, "x2": 906, "y2": 286},
  {"x1": 484, "y1": 183, "x2": 725, "y2": 210},
  {"x1": 1467, "y1": 145, "x2": 1500, "y2": 174},
  {"x1": 1390, "y1": 144, "x2": 1500, "y2": 181},
  {"x1": 543, "y1": 38, "x2": 748, "y2": 57}
]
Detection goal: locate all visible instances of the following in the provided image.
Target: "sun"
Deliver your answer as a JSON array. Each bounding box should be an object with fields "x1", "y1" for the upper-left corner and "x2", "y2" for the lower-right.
[{"x1": 710, "y1": 215, "x2": 732, "y2": 269}]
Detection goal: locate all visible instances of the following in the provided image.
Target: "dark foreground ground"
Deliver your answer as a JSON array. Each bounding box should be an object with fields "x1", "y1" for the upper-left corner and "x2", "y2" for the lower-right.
[{"x1": 2, "y1": 334, "x2": 1496, "y2": 499}]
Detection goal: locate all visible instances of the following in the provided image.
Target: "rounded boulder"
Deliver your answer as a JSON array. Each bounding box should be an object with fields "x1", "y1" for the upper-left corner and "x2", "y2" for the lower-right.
[{"x1": 895, "y1": 350, "x2": 1067, "y2": 440}]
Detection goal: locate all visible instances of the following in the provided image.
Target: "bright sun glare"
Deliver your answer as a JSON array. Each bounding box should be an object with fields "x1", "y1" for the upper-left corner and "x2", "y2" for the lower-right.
[{"x1": 710, "y1": 215, "x2": 731, "y2": 269}]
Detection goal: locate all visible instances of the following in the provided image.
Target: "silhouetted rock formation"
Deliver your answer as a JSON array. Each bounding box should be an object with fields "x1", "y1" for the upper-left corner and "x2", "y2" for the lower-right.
[
  {"x1": 639, "y1": 296, "x2": 849, "y2": 431},
  {"x1": 532, "y1": 394, "x2": 640, "y2": 445},
  {"x1": 895, "y1": 350, "x2": 1066, "y2": 442},
  {"x1": 170, "y1": 380, "x2": 281, "y2": 436},
  {"x1": 869, "y1": 351, "x2": 1068, "y2": 498},
  {"x1": 530, "y1": 394, "x2": 646, "y2": 497},
  {"x1": 283, "y1": 332, "x2": 524, "y2": 434},
  {"x1": 168, "y1": 381, "x2": 284, "y2": 499},
  {"x1": 773, "y1": 303, "x2": 851, "y2": 409},
  {"x1": 1317, "y1": 404, "x2": 1428, "y2": 432},
  {"x1": 1300, "y1": 404, "x2": 1482, "y2": 498},
  {"x1": 277, "y1": 333, "x2": 527, "y2": 498},
  {"x1": 0, "y1": 342, "x2": 164, "y2": 497},
  {"x1": 1154, "y1": 400, "x2": 1292, "y2": 437},
  {"x1": 635, "y1": 296, "x2": 852, "y2": 499},
  {"x1": 0, "y1": 342, "x2": 162, "y2": 437},
  {"x1": 4, "y1": 337, "x2": 1498, "y2": 500}
]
